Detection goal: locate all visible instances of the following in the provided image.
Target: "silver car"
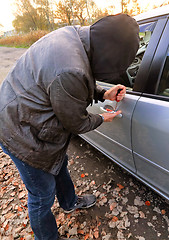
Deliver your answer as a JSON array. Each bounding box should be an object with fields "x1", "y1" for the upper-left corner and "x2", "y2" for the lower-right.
[{"x1": 82, "y1": 5, "x2": 169, "y2": 202}]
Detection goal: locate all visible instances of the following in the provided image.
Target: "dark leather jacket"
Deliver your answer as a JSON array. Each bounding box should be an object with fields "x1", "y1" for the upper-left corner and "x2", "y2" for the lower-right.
[{"x1": 0, "y1": 26, "x2": 104, "y2": 174}]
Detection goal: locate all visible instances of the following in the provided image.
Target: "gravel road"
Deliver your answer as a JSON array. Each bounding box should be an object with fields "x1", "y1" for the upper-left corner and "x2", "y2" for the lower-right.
[{"x1": 0, "y1": 46, "x2": 169, "y2": 240}]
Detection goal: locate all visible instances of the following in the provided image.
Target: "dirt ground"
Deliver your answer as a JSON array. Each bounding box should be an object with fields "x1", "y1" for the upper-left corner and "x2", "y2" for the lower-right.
[
  {"x1": 0, "y1": 47, "x2": 169, "y2": 240},
  {"x1": 0, "y1": 47, "x2": 26, "y2": 85}
]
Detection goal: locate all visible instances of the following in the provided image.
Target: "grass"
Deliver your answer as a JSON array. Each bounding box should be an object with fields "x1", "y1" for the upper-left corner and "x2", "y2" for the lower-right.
[{"x1": 0, "y1": 30, "x2": 49, "y2": 48}]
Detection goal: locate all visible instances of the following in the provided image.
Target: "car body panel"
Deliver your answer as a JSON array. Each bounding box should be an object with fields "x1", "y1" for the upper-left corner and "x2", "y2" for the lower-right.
[
  {"x1": 81, "y1": 7, "x2": 169, "y2": 201},
  {"x1": 132, "y1": 97, "x2": 169, "y2": 197},
  {"x1": 85, "y1": 86, "x2": 141, "y2": 172}
]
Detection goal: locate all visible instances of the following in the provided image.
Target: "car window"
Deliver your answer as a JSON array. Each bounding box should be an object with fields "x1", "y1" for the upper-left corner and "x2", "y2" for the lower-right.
[
  {"x1": 97, "y1": 21, "x2": 156, "y2": 91},
  {"x1": 156, "y1": 49, "x2": 169, "y2": 97},
  {"x1": 126, "y1": 21, "x2": 156, "y2": 89}
]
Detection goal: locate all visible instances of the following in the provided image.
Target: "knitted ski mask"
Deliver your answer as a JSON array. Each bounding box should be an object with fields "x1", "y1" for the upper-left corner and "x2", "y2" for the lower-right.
[{"x1": 90, "y1": 14, "x2": 140, "y2": 86}]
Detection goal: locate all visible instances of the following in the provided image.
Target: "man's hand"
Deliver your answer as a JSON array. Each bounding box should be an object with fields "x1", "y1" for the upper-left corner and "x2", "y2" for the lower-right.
[
  {"x1": 103, "y1": 84, "x2": 126, "y2": 102},
  {"x1": 100, "y1": 110, "x2": 122, "y2": 122}
]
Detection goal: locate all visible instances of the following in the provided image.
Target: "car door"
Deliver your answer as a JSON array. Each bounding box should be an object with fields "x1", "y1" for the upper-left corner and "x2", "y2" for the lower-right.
[
  {"x1": 84, "y1": 85, "x2": 140, "y2": 172},
  {"x1": 82, "y1": 18, "x2": 164, "y2": 173},
  {"x1": 132, "y1": 18, "x2": 169, "y2": 200}
]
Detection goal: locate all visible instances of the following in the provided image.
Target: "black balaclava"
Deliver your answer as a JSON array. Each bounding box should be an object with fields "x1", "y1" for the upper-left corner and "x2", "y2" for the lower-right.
[{"x1": 90, "y1": 14, "x2": 140, "y2": 86}]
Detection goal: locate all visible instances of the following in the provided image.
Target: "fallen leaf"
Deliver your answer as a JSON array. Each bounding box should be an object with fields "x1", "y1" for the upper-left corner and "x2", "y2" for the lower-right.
[
  {"x1": 134, "y1": 196, "x2": 144, "y2": 206},
  {"x1": 81, "y1": 173, "x2": 85, "y2": 178},
  {"x1": 10, "y1": 192, "x2": 16, "y2": 197},
  {"x1": 68, "y1": 220, "x2": 72, "y2": 226},
  {"x1": 93, "y1": 230, "x2": 99, "y2": 239},
  {"x1": 84, "y1": 233, "x2": 90, "y2": 240},
  {"x1": 139, "y1": 211, "x2": 146, "y2": 219},
  {"x1": 127, "y1": 205, "x2": 138, "y2": 214},
  {"x1": 18, "y1": 191, "x2": 26, "y2": 199},
  {"x1": 69, "y1": 227, "x2": 77, "y2": 235},
  {"x1": 97, "y1": 222, "x2": 101, "y2": 227},
  {"x1": 5, "y1": 212, "x2": 15, "y2": 219},
  {"x1": 4, "y1": 224, "x2": 9, "y2": 231},
  {"x1": 161, "y1": 209, "x2": 166, "y2": 215},
  {"x1": 15, "y1": 226, "x2": 23, "y2": 233},
  {"x1": 99, "y1": 196, "x2": 107, "y2": 206},
  {"x1": 90, "y1": 180, "x2": 95, "y2": 185},
  {"x1": 18, "y1": 206, "x2": 23, "y2": 212},
  {"x1": 117, "y1": 184, "x2": 124, "y2": 189},
  {"x1": 13, "y1": 182, "x2": 19, "y2": 186},
  {"x1": 69, "y1": 159, "x2": 75, "y2": 165},
  {"x1": 1, "y1": 186, "x2": 7, "y2": 191},
  {"x1": 77, "y1": 229, "x2": 85, "y2": 235},
  {"x1": 112, "y1": 216, "x2": 118, "y2": 222},
  {"x1": 110, "y1": 202, "x2": 117, "y2": 211},
  {"x1": 145, "y1": 201, "x2": 151, "y2": 206}
]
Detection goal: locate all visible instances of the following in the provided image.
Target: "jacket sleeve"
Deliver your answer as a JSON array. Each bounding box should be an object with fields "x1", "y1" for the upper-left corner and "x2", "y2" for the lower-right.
[
  {"x1": 48, "y1": 70, "x2": 103, "y2": 135},
  {"x1": 94, "y1": 84, "x2": 106, "y2": 103}
]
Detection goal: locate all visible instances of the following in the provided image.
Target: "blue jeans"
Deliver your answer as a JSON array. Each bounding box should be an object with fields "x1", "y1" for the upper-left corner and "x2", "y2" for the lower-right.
[{"x1": 0, "y1": 144, "x2": 77, "y2": 240}]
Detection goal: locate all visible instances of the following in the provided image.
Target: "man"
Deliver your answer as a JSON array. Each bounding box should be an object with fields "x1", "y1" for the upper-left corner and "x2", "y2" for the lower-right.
[{"x1": 0, "y1": 14, "x2": 139, "y2": 240}]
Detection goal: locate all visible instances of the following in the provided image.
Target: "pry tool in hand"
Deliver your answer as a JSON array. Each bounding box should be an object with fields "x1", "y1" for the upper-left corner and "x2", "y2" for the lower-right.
[{"x1": 114, "y1": 88, "x2": 123, "y2": 111}]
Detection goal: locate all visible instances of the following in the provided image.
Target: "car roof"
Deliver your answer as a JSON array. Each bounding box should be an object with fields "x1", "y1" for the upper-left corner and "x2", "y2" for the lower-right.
[{"x1": 134, "y1": 5, "x2": 169, "y2": 22}]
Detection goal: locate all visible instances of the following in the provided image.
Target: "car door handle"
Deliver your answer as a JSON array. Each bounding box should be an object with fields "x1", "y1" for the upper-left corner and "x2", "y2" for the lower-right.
[{"x1": 100, "y1": 106, "x2": 123, "y2": 118}]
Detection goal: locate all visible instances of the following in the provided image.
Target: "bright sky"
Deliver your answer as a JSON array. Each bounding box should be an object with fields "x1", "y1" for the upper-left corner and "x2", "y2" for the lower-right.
[{"x1": 0, "y1": 0, "x2": 167, "y2": 32}]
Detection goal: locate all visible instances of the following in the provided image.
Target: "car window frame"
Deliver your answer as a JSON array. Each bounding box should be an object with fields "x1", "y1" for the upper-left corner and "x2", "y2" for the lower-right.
[
  {"x1": 133, "y1": 16, "x2": 168, "y2": 93},
  {"x1": 97, "y1": 16, "x2": 169, "y2": 99}
]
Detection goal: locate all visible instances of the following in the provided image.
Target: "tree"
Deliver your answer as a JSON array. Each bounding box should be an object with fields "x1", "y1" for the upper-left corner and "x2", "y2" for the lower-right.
[
  {"x1": 55, "y1": 0, "x2": 105, "y2": 26},
  {"x1": 128, "y1": 0, "x2": 141, "y2": 16},
  {"x1": 13, "y1": 13, "x2": 36, "y2": 32},
  {"x1": 13, "y1": 0, "x2": 56, "y2": 32},
  {"x1": 121, "y1": 0, "x2": 141, "y2": 16},
  {"x1": 85, "y1": 0, "x2": 108, "y2": 24},
  {"x1": 34, "y1": 0, "x2": 55, "y2": 30},
  {"x1": 154, "y1": 0, "x2": 169, "y2": 8},
  {"x1": 121, "y1": 0, "x2": 130, "y2": 14},
  {"x1": 13, "y1": 0, "x2": 39, "y2": 32},
  {"x1": 55, "y1": 0, "x2": 75, "y2": 25},
  {"x1": 74, "y1": 0, "x2": 88, "y2": 25}
]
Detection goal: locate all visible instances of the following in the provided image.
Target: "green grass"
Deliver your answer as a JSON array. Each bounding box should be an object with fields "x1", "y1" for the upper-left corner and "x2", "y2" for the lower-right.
[{"x1": 0, "y1": 44, "x2": 29, "y2": 48}]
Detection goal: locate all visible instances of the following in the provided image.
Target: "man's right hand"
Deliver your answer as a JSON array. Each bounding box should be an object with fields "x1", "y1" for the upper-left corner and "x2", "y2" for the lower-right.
[{"x1": 100, "y1": 110, "x2": 122, "y2": 122}]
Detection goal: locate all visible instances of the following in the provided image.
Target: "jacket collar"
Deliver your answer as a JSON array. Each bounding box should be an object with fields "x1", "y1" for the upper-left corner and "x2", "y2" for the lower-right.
[{"x1": 78, "y1": 26, "x2": 91, "y2": 60}]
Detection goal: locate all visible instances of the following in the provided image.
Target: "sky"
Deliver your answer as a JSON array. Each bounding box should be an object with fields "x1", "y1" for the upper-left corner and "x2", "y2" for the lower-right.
[{"x1": 0, "y1": 0, "x2": 167, "y2": 32}]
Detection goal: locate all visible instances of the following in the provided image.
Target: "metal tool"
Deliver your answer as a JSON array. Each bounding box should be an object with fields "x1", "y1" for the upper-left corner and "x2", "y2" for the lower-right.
[{"x1": 114, "y1": 88, "x2": 123, "y2": 111}]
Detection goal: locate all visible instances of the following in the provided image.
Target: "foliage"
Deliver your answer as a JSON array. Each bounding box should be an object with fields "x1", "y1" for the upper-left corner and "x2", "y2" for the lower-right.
[
  {"x1": 153, "y1": 1, "x2": 169, "y2": 9},
  {"x1": 54, "y1": 0, "x2": 74, "y2": 25},
  {"x1": 54, "y1": 0, "x2": 107, "y2": 26},
  {"x1": 121, "y1": 0, "x2": 141, "y2": 16},
  {"x1": 121, "y1": 0, "x2": 129, "y2": 14},
  {"x1": 0, "y1": 30, "x2": 49, "y2": 48},
  {"x1": 13, "y1": 0, "x2": 56, "y2": 33},
  {"x1": 10, "y1": 0, "x2": 169, "y2": 33}
]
